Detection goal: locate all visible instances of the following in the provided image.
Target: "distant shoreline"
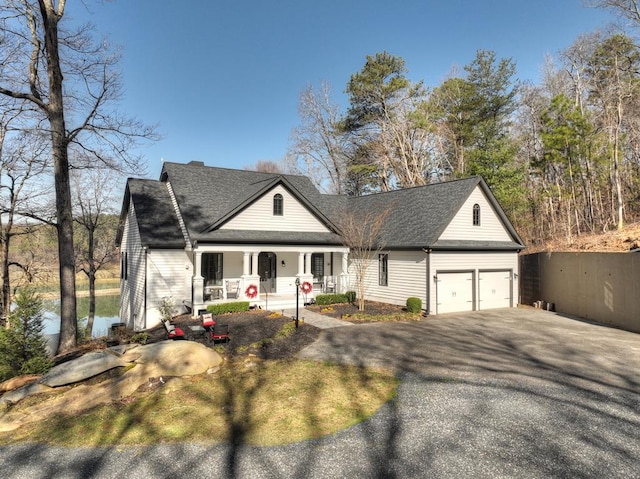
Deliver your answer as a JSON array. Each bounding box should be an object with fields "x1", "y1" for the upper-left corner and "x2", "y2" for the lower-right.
[{"x1": 39, "y1": 288, "x2": 120, "y2": 300}]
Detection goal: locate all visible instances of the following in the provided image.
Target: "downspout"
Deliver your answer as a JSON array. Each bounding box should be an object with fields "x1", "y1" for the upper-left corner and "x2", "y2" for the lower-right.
[
  {"x1": 143, "y1": 246, "x2": 148, "y2": 330},
  {"x1": 422, "y1": 248, "x2": 432, "y2": 315}
]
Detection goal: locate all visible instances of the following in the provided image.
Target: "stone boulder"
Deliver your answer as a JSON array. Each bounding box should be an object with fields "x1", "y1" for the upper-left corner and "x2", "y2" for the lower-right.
[
  {"x1": 0, "y1": 374, "x2": 41, "y2": 393},
  {"x1": 40, "y1": 350, "x2": 128, "y2": 387},
  {"x1": 0, "y1": 382, "x2": 53, "y2": 406},
  {"x1": 122, "y1": 340, "x2": 223, "y2": 376},
  {"x1": 0, "y1": 340, "x2": 223, "y2": 432}
]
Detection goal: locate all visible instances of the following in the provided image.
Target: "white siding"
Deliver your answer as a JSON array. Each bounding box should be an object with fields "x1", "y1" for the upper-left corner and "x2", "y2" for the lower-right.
[
  {"x1": 438, "y1": 186, "x2": 512, "y2": 241},
  {"x1": 145, "y1": 249, "x2": 192, "y2": 329},
  {"x1": 220, "y1": 185, "x2": 330, "y2": 232},
  {"x1": 351, "y1": 251, "x2": 427, "y2": 308},
  {"x1": 119, "y1": 204, "x2": 146, "y2": 330},
  {"x1": 428, "y1": 251, "x2": 519, "y2": 314}
]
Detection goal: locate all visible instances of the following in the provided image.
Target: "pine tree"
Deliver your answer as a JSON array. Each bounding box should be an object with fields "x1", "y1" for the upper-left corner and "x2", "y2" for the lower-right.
[{"x1": 0, "y1": 287, "x2": 52, "y2": 381}]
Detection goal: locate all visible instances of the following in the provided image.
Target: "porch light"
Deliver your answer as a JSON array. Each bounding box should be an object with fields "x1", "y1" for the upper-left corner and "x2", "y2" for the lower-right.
[{"x1": 294, "y1": 277, "x2": 300, "y2": 328}]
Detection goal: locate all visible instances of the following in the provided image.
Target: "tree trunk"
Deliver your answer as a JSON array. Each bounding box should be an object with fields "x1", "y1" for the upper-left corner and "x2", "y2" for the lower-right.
[
  {"x1": 39, "y1": 1, "x2": 77, "y2": 354},
  {"x1": 1, "y1": 233, "x2": 10, "y2": 327},
  {"x1": 86, "y1": 228, "x2": 96, "y2": 339},
  {"x1": 613, "y1": 103, "x2": 624, "y2": 230}
]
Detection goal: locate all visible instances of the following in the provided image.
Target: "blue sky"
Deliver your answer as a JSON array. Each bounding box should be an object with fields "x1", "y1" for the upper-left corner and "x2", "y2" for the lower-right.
[{"x1": 73, "y1": 0, "x2": 617, "y2": 180}]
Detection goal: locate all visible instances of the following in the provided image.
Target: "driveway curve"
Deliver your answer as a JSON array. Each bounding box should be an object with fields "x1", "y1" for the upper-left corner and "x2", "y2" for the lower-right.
[{"x1": 1, "y1": 308, "x2": 639, "y2": 478}]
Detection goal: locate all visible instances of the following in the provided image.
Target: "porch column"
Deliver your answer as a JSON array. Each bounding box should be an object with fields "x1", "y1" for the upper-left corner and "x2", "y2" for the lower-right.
[
  {"x1": 242, "y1": 252, "x2": 250, "y2": 276},
  {"x1": 252, "y1": 252, "x2": 259, "y2": 276},
  {"x1": 297, "y1": 253, "x2": 304, "y2": 277},
  {"x1": 340, "y1": 252, "x2": 349, "y2": 293},
  {"x1": 242, "y1": 252, "x2": 260, "y2": 302},
  {"x1": 193, "y1": 250, "x2": 204, "y2": 306},
  {"x1": 305, "y1": 253, "x2": 312, "y2": 277}
]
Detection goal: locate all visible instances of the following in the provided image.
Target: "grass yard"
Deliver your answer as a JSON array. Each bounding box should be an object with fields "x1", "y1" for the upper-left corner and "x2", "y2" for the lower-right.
[{"x1": 0, "y1": 308, "x2": 399, "y2": 447}]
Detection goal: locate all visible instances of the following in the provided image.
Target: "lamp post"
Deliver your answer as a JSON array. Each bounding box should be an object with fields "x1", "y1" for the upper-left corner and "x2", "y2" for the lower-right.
[{"x1": 294, "y1": 277, "x2": 300, "y2": 328}]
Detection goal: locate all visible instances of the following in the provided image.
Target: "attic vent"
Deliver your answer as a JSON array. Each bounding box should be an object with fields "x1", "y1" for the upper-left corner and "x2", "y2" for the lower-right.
[{"x1": 189, "y1": 161, "x2": 205, "y2": 166}]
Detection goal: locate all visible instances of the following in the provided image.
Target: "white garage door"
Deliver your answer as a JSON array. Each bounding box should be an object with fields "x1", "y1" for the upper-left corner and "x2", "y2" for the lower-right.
[
  {"x1": 436, "y1": 271, "x2": 474, "y2": 314},
  {"x1": 478, "y1": 270, "x2": 511, "y2": 309}
]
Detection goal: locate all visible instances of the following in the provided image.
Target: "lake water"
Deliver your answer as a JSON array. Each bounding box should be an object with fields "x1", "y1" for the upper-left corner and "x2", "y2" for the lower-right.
[{"x1": 42, "y1": 294, "x2": 121, "y2": 338}]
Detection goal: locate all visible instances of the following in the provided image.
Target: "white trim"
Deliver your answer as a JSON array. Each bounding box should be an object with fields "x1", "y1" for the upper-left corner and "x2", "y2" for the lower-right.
[
  {"x1": 193, "y1": 244, "x2": 349, "y2": 254},
  {"x1": 166, "y1": 181, "x2": 192, "y2": 250}
]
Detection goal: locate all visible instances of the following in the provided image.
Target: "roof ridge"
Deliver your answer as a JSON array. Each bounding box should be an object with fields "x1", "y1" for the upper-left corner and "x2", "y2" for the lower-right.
[
  {"x1": 163, "y1": 161, "x2": 311, "y2": 181},
  {"x1": 348, "y1": 175, "x2": 480, "y2": 199}
]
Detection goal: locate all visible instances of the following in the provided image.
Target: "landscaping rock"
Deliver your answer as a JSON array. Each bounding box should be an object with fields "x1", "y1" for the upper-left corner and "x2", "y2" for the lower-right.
[
  {"x1": 0, "y1": 382, "x2": 53, "y2": 406},
  {"x1": 40, "y1": 350, "x2": 128, "y2": 387},
  {"x1": 122, "y1": 340, "x2": 223, "y2": 375},
  {"x1": 0, "y1": 341, "x2": 225, "y2": 432},
  {"x1": 108, "y1": 344, "x2": 139, "y2": 356},
  {"x1": 0, "y1": 374, "x2": 41, "y2": 393}
]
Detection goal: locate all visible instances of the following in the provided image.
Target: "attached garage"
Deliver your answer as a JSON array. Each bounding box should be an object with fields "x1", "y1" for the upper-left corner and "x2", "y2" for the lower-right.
[
  {"x1": 436, "y1": 271, "x2": 474, "y2": 314},
  {"x1": 478, "y1": 270, "x2": 512, "y2": 310},
  {"x1": 435, "y1": 269, "x2": 513, "y2": 313}
]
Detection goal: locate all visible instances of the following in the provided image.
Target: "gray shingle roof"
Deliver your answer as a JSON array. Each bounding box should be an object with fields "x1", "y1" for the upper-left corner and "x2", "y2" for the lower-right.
[
  {"x1": 118, "y1": 178, "x2": 185, "y2": 248},
  {"x1": 118, "y1": 161, "x2": 524, "y2": 251},
  {"x1": 346, "y1": 176, "x2": 524, "y2": 249},
  {"x1": 160, "y1": 162, "x2": 339, "y2": 234}
]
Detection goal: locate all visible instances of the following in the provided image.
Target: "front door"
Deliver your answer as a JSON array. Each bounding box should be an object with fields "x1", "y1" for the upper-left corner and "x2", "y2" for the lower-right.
[{"x1": 258, "y1": 252, "x2": 277, "y2": 293}]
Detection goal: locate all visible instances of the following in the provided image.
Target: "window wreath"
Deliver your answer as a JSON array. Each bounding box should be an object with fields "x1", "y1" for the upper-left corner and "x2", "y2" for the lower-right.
[
  {"x1": 300, "y1": 281, "x2": 313, "y2": 294},
  {"x1": 245, "y1": 284, "x2": 258, "y2": 299}
]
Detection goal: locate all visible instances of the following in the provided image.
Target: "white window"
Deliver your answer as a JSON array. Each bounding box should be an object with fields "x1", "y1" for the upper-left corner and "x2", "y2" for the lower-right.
[
  {"x1": 473, "y1": 203, "x2": 480, "y2": 226},
  {"x1": 273, "y1": 194, "x2": 283, "y2": 216}
]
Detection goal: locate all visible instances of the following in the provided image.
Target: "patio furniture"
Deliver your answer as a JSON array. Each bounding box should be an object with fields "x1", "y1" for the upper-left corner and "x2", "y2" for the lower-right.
[
  {"x1": 201, "y1": 313, "x2": 216, "y2": 342},
  {"x1": 200, "y1": 313, "x2": 229, "y2": 344},
  {"x1": 208, "y1": 324, "x2": 230, "y2": 344},
  {"x1": 325, "y1": 276, "x2": 336, "y2": 293},
  {"x1": 226, "y1": 280, "x2": 240, "y2": 299},
  {"x1": 204, "y1": 285, "x2": 223, "y2": 301},
  {"x1": 200, "y1": 312, "x2": 216, "y2": 329},
  {"x1": 162, "y1": 319, "x2": 185, "y2": 340}
]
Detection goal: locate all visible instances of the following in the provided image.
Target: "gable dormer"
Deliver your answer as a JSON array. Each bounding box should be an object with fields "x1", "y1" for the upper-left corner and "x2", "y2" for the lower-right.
[
  {"x1": 219, "y1": 184, "x2": 331, "y2": 233},
  {"x1": 438, "y1": 185, "x2": 512, "y2": 242}
]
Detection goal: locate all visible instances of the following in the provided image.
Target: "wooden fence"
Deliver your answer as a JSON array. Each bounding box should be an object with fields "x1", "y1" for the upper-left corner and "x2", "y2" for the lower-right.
[{"x1": 520, "y1": 252, "x2": 640, "y2": 333}]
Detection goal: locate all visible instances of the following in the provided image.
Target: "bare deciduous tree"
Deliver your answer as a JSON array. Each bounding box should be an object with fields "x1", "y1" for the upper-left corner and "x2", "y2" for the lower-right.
[
  {"x1": 337, "y1": 204, "x2": 392, "y2": 311},
  {"x1": 288, "y1": 82, "x2": 348, "y2": 194},
  {"x1": 72, "y1": 168, "x2": 119, "y2": 339},
  {"x1": 587, "y1": 0, "x2": 640, "y2": 25},
  {"x1": 0, "y1": 1, "x2": 156, "y2": 354},
  {"x1": 244, "y1": 160, "x2": 285, "y2": 174},
  {"x1": 0, "y1": 101, "x2": 50, "y2": 325}
]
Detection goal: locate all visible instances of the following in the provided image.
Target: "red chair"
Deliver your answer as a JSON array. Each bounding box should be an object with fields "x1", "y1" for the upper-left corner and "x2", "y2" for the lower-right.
[
  {"x1": 162, "y1": 319, "x2": 185, "y2": 340},
  {"x1": 210, "y1": 324, "x2": 229, "y2": 344},
  {"x1": 200, "y1": 313, "x2": 229, "y2": 344}
]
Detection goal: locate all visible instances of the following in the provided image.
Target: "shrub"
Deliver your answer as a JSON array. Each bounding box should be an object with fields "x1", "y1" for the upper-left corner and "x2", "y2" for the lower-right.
[
  {"x1": 345, "y1": 291, "x2": 356, "y2": 303},
  {"x1": 130, "y1": 332, "x2": 150, "y2": 344},
  {"x1": 315, "y1": 294, "x2": 349, "y2": 306},
  {"x1": 158, "y1": 296, "x2": 175, "y2": 322},
  {"x1": 406, "y1": 297, "x2": 422, "y2": 313},
  {"x1": 0, "y1": 287, "x2": 52, "y2": 381},
  {"x1": 207, "y1": 301, "x2": 251, "y2": 315}
]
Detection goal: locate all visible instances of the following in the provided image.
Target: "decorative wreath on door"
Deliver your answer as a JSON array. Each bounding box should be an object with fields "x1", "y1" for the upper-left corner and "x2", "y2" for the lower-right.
[
  {"x1": 245, "y1": 284, "x2": 258, "y2": 299},
  {"x1": 300, "y1": 281, "x2": 313, "y2": 294}
]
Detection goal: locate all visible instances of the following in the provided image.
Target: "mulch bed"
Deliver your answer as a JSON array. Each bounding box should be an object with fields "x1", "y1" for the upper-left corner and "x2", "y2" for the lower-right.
[
  {"x1": 306, "y1": 301, "x2": 420, "y2": 322},
  {"x1": 54, "y1": 302, "x2": 413, "y2": 366},
  {"x1": 150, "y1": 309, "x2": 321, "y2": 360}
]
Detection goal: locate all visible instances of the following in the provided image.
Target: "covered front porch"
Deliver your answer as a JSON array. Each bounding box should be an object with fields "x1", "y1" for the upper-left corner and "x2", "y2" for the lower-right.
[{"x1": 191, "y1": 245, "x2": 350, "y2": 313}]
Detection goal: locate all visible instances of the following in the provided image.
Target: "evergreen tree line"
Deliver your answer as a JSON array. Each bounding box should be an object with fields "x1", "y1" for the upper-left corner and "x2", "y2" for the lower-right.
[{"x1": 288, "y1": 32, "x2": 640, "y2": 247}]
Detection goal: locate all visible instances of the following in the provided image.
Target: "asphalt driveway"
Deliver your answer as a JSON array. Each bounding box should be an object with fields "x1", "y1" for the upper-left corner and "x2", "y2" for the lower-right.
[{"x1": 1, "y1": 308, "x2": 639, "y2": 478}]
